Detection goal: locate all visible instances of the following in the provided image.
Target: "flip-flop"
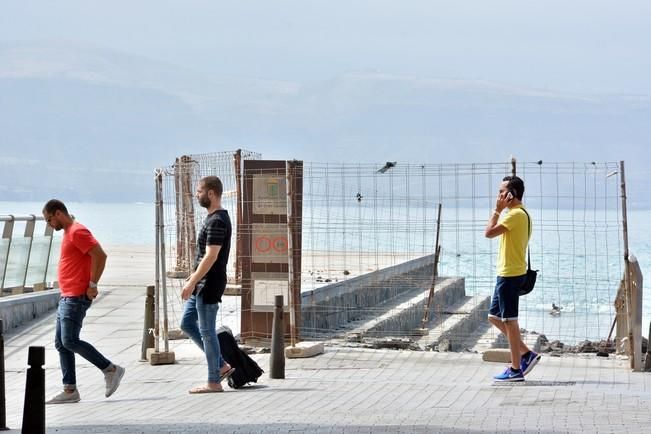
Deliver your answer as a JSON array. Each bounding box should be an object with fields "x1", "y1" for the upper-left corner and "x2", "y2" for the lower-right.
[
  {"x1": 219, "y1": 367, "x2": 235, "y2": 382},
  {"x1": 188, "y1": 385, "x2": 223, "y2": 394}
]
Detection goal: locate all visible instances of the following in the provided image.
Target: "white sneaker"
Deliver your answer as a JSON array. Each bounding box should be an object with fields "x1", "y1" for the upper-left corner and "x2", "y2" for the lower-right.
[
  {"x1": 104, "y1": 365, "x2": 125, "y2": 397},
  {"x1": 46, "y1": 389, "x2": 80, "y2": 404}
]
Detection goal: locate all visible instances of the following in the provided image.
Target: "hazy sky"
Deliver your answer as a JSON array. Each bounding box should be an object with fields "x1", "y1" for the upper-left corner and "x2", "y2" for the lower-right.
[{"x1": 2, "y1": 0, "x2": 650, "y2": 95}]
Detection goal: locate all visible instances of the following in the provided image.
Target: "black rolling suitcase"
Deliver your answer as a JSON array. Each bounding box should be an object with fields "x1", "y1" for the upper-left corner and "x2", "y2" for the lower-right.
[{"x1": 217, "y1": 326, "x2": 264, "y2": 389}]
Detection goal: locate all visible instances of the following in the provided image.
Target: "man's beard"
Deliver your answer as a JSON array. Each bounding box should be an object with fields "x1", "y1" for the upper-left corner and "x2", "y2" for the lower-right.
[{"x1": 198, "y1": 197, "x2": 211, "y2": 208}]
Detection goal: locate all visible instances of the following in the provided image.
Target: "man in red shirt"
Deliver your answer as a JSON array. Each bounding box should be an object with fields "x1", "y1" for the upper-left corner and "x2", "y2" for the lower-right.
[{"x1": 42, "y1": 199, "x2": 125, "y2": 404}]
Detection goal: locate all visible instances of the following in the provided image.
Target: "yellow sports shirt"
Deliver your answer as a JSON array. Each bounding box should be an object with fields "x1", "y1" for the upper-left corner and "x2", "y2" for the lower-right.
[{"x1": 497, "y1": 204, "x2": 531, "y2": 277}]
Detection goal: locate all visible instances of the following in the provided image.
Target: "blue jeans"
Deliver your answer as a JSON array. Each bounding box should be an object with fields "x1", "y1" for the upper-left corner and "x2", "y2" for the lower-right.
[
  {"x1": 55, "y1": 296, "x2": 111, "y2": 386},
  {"x1": 180, "y1": 295, "x2": 224, "y2": 383}
]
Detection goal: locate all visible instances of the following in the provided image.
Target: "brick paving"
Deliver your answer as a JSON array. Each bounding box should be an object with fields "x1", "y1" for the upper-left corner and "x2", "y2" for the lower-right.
[{"x1": 3, "y1": 286, "x2": 650, "y2": 433}]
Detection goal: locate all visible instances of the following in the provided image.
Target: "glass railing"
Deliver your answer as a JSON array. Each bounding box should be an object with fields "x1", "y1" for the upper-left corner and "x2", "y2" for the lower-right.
[{"x1": 0, "y1": 215, "x2": 59, "y2": 294}]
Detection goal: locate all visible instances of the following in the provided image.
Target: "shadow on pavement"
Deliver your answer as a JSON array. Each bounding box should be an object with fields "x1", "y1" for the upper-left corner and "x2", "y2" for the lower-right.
[{"x1": 40, "y1": 423, "x2": 561, "y2": 434}]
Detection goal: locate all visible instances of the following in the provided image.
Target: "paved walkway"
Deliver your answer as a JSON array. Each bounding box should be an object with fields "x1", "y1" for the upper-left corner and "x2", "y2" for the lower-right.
[{"x1": 3, "y1": 285, "x2": 651, "y2": 433}]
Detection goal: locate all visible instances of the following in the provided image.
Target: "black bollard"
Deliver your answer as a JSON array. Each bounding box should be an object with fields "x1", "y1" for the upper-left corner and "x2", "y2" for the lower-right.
[
  {"x1": 0, "y1": 319, "x2": 8, "y2": 431},
  {"x1": 269, "y1": 295, "x2": 285, "y2": 379},
  {"x1": 141, "y1": 285, "x2": 155, "y2": 361},
  {"x1": 22, "y1": 346, "x2": 45, "y2": 434}
]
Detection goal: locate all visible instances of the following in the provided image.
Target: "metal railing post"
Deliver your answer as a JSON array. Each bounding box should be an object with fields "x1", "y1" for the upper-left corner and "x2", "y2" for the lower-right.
[
  {"x1": 42, "y1": 223, "x2": 54, "y2": 288},
  {"x1": 20, "y1": 215, "x2": 36, "y2": 290},
  {"x1": 1, "y1": 217, "x2": 14, "y2": 290}
]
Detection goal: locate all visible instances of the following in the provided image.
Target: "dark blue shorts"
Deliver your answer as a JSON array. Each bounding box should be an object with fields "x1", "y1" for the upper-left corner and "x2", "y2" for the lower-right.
[{"x1": 488, "y1": 275, "x2": 526, "y2": 322}]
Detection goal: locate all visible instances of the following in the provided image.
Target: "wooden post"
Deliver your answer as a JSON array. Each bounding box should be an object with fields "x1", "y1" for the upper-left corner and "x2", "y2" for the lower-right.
[
  {"x1": 628, "y1": 254, "x2": 643, "y2": 371},
  {"x1": 270, "y1": 295, "x2": 285, "y2": 379},
  {"x1": 172, "y1": 156, "x2": 196, "y2": 277},
  {"x1": 173, "y1": 157, "x2": 184, "y2": 272},
  {"x1": 22, "y1": 346, "x2": 45, "y2": 434},
  {"x1": 614, "y1": 279, "x2": 628, "y2": 350},
  {"x1": 182, "y1": 156, "x2": 197, "y2": 275}
]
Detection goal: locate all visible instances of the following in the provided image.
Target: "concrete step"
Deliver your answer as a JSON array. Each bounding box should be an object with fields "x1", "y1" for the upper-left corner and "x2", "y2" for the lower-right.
[
  {"x1": 343, "y1": 277, "x2": 466, "y2": 339},
  {"x1": 301, "y1": 254, "x2": 440, "y2": 336},
  {"x1": 416, "y1": 294, "x2": 492, "y2": 351}
]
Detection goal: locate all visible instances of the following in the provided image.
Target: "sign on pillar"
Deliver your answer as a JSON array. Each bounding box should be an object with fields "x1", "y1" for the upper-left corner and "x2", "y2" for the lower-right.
[{"x1": 240, "y1": 160, "x2": 303, "y2": 344}]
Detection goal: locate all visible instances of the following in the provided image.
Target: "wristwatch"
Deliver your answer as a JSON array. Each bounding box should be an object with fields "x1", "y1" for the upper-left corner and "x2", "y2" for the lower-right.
[{"x1": 89, "y1": 281, "x2": 98, "y2": 289}]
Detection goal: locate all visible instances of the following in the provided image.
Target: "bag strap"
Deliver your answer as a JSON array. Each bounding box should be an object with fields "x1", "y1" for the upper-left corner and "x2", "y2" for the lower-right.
[{"x1": 520, "y1": 207, "x2": 533, "y2": 271}]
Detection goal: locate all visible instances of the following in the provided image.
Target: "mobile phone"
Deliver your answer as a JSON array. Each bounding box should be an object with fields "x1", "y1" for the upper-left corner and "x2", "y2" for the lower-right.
[{"x1": 506, "y1": 191, "x2": 514, "y2": 201}]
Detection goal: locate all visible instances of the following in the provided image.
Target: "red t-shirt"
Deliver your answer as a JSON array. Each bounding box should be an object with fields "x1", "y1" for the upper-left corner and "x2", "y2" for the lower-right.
[{"x1": 58, "y1": 222, "x2": 99, "y2": 297}]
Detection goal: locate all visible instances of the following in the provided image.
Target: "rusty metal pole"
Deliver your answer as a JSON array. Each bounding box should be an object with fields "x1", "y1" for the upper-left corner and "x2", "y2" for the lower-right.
[
  {"x1": 511, "y1": 156, "x2": 517, "y2": 177},
  {"x1": 270, "y1": 295, "x2": 285, "y2": 379},
  {"x1": 141, "y1": 285, "x2": 155, "y2": 361},
  {"x1": 22, "y1": 346, "x2": 45, "y2": 434},
  {"x1": 421, "y1": 203, "x2": 442, "y2": 329}
]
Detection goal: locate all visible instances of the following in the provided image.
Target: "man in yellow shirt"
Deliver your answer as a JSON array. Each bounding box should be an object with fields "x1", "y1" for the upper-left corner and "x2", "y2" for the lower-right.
[{"x1": 485, "y1": 176, "x2": 540, "y2": 382}]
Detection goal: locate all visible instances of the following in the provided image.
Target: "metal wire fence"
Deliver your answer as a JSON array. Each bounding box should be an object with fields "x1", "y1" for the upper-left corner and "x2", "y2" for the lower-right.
[
  {"x1": 159, "y1": 150, "x2": 260, "y2": 337},
  {"x1": 158, "y1": 155, "x2": 632, "y2": 352}
]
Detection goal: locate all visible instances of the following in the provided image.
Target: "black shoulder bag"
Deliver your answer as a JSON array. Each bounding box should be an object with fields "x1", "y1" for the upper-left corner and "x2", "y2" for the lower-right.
[{"x1": 518, "y1": 208, "x2": 538, "y2": 296}]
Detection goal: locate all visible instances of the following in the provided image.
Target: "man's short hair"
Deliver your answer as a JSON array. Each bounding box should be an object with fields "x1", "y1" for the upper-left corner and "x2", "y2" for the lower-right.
[
  {"x1": 502, "y1": 176, "x2": 525, "y2": 200},
  {"x1": 201, "y1": 176, "x2": 223, "y2": 197},
  {"x1": 43, "y1": 199, "x2": 68, "y2": 215}
]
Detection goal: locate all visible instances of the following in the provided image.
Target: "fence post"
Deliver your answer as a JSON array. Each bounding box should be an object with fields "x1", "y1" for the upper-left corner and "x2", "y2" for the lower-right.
[
  {"x1": 618, "y1": 161, "x2": 639, "y2": 370},
  {"x1": 270, "y1": 295, "x2": 285, "y2": 379},
  {"x1": 285, "y1": 160, "x2": 297, "y2": 347},
  {"x1": 0, "y1": 319, "x2": 8, "y2": 431},
  {"x1": 22, "y1": 346, "x2": 45, "y2": 434},
  {"x1": 234, "y1": 149, "x2": 243, "y2": 285},
  {"x1": 154, "y1": 171, "x2": 162, "y2": 354},
  {"x1": 141, "y1": 285, "x2": 155, "y2": 361}
]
